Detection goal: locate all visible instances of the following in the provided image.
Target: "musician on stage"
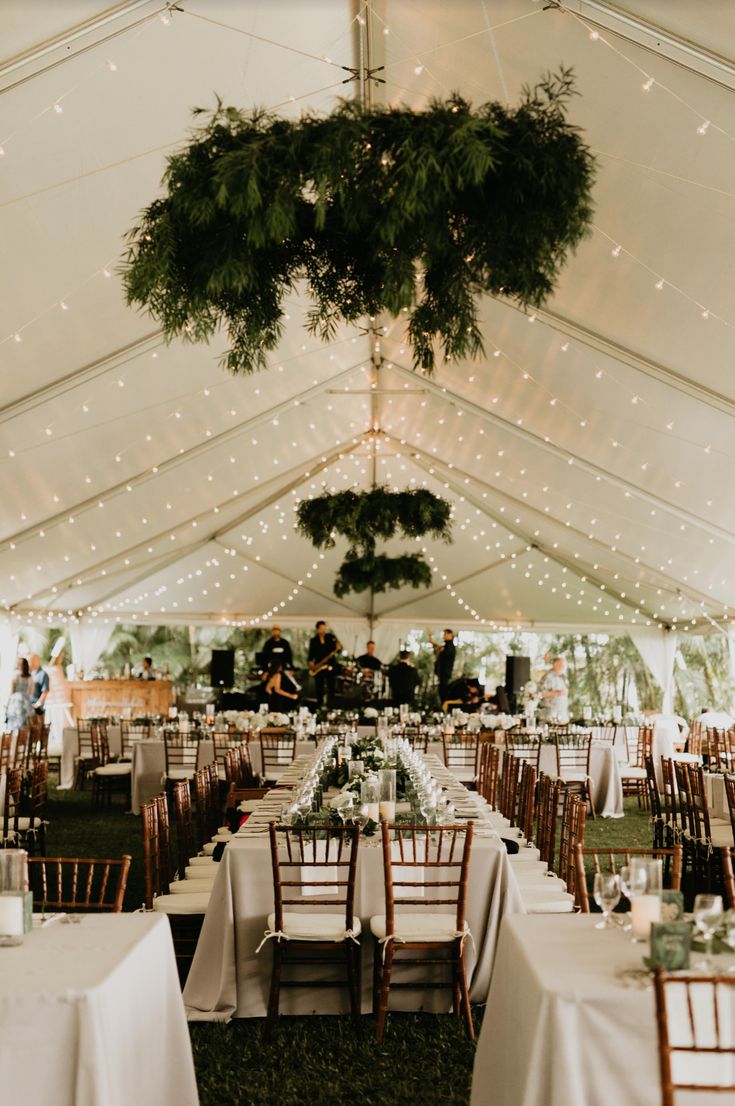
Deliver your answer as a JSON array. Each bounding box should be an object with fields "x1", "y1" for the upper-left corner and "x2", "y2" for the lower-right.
[
  {"x1": 261, "y1": 625, "x2": 294, "y2": 671},
  {"x1": 264, "y1": 658, "x2": 300, "y2": 712},
  {"x1": 356, "y1": 640, "x2": 382, "y2": 674},
  {"x1": 429, "y1": 628, "x2": 456, "y2": 705},
  {"x1": 307, "y1": 620, "x2": 341, "y2": 708}
]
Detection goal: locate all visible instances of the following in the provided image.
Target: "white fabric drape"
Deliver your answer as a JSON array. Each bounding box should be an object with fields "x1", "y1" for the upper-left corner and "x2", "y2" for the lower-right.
[
  {"x1": 630, "y1": 628, "x2": 678, "y2": 713},
  {"x1": 0, "y1": 621, "x2": 20, "y2": 718},
  {"x1": 69, "y1": 623, "x2": 114, "y2": 676}
]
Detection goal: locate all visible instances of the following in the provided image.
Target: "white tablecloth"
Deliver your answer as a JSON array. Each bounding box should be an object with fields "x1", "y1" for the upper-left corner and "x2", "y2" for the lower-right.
[
  {"x1": 0, "y1": 913, "x2": 198, "y2": 1106},
  {"x1": 427, "y1": 741, "x2": 623, "y2": 817},
  {"x1": 472, "y1": 914, "x2": 734, "y2": 1106}
]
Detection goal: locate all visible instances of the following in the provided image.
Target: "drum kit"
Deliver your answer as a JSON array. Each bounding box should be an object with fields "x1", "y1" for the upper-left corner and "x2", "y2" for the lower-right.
[{"x1": 335, "y1": 659, "x2": 387, "y2": 705}]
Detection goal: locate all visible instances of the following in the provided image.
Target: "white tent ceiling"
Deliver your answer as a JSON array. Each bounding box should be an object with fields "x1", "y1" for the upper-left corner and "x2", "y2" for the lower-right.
[{"x1": 2, "y1": 0, "x2": 735, "y2": 636}]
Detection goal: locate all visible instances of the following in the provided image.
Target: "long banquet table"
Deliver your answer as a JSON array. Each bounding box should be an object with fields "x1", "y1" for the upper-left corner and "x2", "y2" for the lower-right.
[
  {"x1": 184, "y1": 753, "x2": 525, "y2": 1020},
  {"x1": 0, "y1": 912, "x2": 198, "y2": 1106},
  {"x1": 471, "y1": 913, "x2": 735, "y2": 1106}
]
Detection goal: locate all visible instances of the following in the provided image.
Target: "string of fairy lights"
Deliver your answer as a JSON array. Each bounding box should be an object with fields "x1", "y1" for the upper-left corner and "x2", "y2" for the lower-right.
[{"x1": 2, "y1": 0, "x2": 735, "y2": 633}]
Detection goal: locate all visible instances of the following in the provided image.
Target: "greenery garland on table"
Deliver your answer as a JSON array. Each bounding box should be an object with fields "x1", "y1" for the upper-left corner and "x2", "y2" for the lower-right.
[
  {"x1": 122, "y1": 69, "x2": 594, "y2": 373},
  {"x1": 296, "y1": 486, "x2": 450, "y2": 596}
]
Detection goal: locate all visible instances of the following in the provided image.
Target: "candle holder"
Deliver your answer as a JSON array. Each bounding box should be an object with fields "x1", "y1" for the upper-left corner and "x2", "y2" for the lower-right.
[
  {"x1": 628, "y1": 858, "x2": 662, "y2": 942},
  {"x1": 0, "y1": 850, "x2": 30, "y2": 946},
  {"x1": 361, "y1": 776, "x2": 380, "y2": 824},
  {"x1": 378, "y1": 768, "x2": 397, "y2": 822}
]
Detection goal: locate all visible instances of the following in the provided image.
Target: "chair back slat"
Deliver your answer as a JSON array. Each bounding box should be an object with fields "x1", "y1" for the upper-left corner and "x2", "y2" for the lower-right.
[
  {"x1": 28, "y1": 856, "x2": 131, "y2": 912},
  {"x1": 654, "y1": 968, "x2": 735, "y2": 1106},
  {"x1": 260, "y1": 730, "x2": 297, "y2": 780},
  {"x1": 268, "y1": 823, "x2": 360, "y2": 934},
  {"x1": 557, "y1": 792, "x2": 586, "y2": 895}
]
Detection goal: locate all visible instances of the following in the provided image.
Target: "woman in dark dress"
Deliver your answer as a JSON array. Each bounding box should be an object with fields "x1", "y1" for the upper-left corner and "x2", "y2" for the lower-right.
[{"x1": 264, "y1": 659, "x2": 299, "y2": 713}]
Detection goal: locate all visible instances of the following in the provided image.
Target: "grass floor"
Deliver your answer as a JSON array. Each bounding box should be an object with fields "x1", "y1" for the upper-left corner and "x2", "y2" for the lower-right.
[{"x1": 42, "y1": 778, "x2": 653, "y2": 1106}]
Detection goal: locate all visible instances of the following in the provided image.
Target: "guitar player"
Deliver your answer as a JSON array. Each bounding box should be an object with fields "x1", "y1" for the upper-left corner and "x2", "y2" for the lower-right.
[{"x1": 307, "y1": 620, "x2": 342, "y2": 708}]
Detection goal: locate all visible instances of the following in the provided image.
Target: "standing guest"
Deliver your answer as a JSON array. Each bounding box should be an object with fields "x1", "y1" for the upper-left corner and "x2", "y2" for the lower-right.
[
  {"x1": 389, "y1": 650, "x2": 420, "y2": 706},
  {"x1": 6, "y1": 657, "x2": 33, "y2": 731},
  {"x1": 356, "y1": 640, "x2": 383, "y2": 673},
  {"x1": 45, "y1": 639, "x2": 74, "y2": 751},
  {"x1": 261, "y1": 625, "x2": 294, "y2": 671},
  {"x1": 139, "y1": 656, "x2": 156, "y2": 680},
  {"x1": 542, "y1": 656, "x2": 569, "y2": 723},
  {"x1": 430, "y1": 629, "x2": 456, "y2": 705},
  {"x1": 29, "y1": 653, "x2": 49, "y2": 716},
  {"x1": 307, "y1": 621, "x2": 341, "y2": 708},
  {"x1": 265, "y1": 659, "x2": 300, "y2": 712}
]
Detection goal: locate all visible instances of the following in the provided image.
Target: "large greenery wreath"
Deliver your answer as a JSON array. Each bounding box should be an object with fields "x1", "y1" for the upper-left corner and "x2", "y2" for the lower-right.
[
  {"x1": 296, "y1": 486, "x2": 451, "y2": 597},
  {"x1": 123, "y1": 69, "x2": 594, "y2": 373}
]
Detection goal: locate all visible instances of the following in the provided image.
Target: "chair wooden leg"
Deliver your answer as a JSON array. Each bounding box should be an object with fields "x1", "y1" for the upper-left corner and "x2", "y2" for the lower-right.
[
  {"x1": 372, "y1": 942, "x2": 382, "y2": 1016},
  {"x1": 457, "y1": 944, "x2": 475, "y2": 1041},
  {"x1": 346, "y1": 942, "x2": 361, "y2": 1025},
  {"x1": 587, "y1": 779, "x2": 596, "y2": 820},
  {"x1": 267, "y1": 941, "x2": 283, "y2": 1029},
  {"x1": 375, "y1": 943, "x2": 394, "y2": 1041}
]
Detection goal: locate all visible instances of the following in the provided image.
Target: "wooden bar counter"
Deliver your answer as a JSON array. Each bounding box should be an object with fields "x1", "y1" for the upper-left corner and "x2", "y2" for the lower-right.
[{"x1": 69, "y1": 679, "x2": 174, "y2": 718}]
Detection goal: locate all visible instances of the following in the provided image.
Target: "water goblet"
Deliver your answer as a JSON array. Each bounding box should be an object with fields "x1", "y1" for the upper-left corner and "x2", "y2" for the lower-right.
[
  {"x1": 593, "y1": 872, "x2": 622, "y2": 929},
  {"x1": 693, "y1": 894, "x2": 723, "y2": 971}
]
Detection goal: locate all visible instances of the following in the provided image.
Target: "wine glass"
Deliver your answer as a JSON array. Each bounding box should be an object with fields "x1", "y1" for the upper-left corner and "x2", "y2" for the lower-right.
[
  {"x1": 693, "y1": 894, "x2": 723, "y2": 971},
  {"x1": 721, "y1": 912, "x2": 735, "y2": 972},
  {"x1": 593, "y1": 872, "x2": 622, "y2": 929}
]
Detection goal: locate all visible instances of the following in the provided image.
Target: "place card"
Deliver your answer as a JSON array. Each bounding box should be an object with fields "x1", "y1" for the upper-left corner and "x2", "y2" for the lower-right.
[{"x1": 649, "y1": 921, "x2": 692, "y2": 970}]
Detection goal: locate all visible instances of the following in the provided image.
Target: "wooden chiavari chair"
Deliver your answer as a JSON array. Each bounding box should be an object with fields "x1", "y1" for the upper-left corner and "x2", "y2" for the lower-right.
[
  {"x1": 557, "y1": 791, "x2": 586, "y2": 902},
  {"x1": 720, "y1": 847, "x2": 735, "y2": 909},
  {"x1": 193, "y1": 766, "x2": 219, "y2": 845},
  {"x1": 591, "y1": 724, "x2": 617, "y2": 747},
  {"x1": 505, "y1": 734, "x2": 541, "y2": 770},
  {"x1": 554, "y1": 733, "x2": 596, "y2": 818},
  {"x1": 686, "y1": 721, "x2": 703, "y2": 759},
  {"x1": 645, "y1": 754, "x2": 666, "y2": 850},
  {"x1": 660, "y1": 757, "x2": 681, "y2": 847},
  {"x1": 74, "y1": 718, "x2": 103, "y2": 789},
  {"x1": 212, "y1": 729, "x2": 246, "y2": 780},
  {"x1": 518, "y1": 762, "x2": 537, "y2": 845},
  {"x1": 263, "y1": 822, "x2": 361, "y2": 1027},
  {"x1": 402, "y1": 726, "x2": 429, "y2": 753},
  {"x1": 371, "y1": 821, "x2": 474, "y2": 1040},
  {"x1": 477, "y1": 742, "x2": 500, "y2": 810},
  {"x1": 574, "y1": 845, "x2": 682, "y2": 913},
  {"x1": 0, "y1": 733, "x2": 12, "y2": 773},
  {"x1": 163, "y1": 731, "x2": 200, "y2": 783},
  {"x1": 441, "y1": 732, "x2": 480, "y2": 786},
  {"x1": 27, "y1": 724, "x2": 49, "y2": 772},
  {"x1": 536, "y1": 774, "x2": 562, "y2": 873},
  {"x1": 28, "y1": 855, "x2": 131, "y2": 912},
  {"x1": 90, "y1": 724, "x2": 131, "y2": 808},
  {"x1": 654, "y1": 967, "x2": 735, "y2": 1106},
  {"x1": 16, "y1": 760, "x2": 48, "y2": 855},
  {"x1": 140, "y1": 796, "x2": 210, "y2": 984},
  {"x1": 260, "y1": 728, "x2": 297, "y2": 784},
  {"x1": 173, "y1": 779, "x2": 201, "y2": 878},
  {"x1": 503, "y1": 750, "x2": 522, "y2": 827},
  {"x1": 120, "y1": 718, "x2": 151, "y2": 760},
  {"x1": 723, "y1": 774, "x2": 735, "y2": 844},
  {"x1": 620, "y1": 725, "x2": 653, "y2": 808},
  {"x1": 12, "y1": 728, "x2": 29, "y2": 772},
  {"x1": 1, "y1": 767, "x2": 23, "y2": 846}
]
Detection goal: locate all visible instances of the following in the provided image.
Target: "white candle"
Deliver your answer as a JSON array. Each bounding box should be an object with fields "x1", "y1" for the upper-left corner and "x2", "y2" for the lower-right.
[
  {"x1": 612, "y1": 705, "x2": 622, "y2": 723},
  {"x1": 630, "y1": 894, "x2": 661, "y2": 938},
  {"x1": 366, "y1": 802, "x2": 380, "y2": 823},
  {"x1": 0, "y1": 894, "x2": 24, "y2": 937},
  {"x1": 379, "y1": 800, "x2": 396, "y2": 822}
]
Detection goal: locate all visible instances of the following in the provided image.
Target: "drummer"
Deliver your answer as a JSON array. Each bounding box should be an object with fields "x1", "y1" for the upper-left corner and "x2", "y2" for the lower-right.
[{"x1": 356, "y1": 640, "x2": 383, "y2": 677}]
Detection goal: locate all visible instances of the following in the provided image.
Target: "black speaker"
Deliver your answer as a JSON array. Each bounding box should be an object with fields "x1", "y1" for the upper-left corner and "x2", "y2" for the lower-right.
[
  {"x1": 211, "y1": 649, "x2": 235, "y2": 688},
  {"x1": 504, "y1": 656, "x2": 530, "y2": 712}
]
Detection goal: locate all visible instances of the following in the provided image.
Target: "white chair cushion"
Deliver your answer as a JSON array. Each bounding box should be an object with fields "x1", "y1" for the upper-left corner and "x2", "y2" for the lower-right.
[
  {"x1": 266, "y1": 911, "x2": 361, "y2": 942},
  {"x1": 525, "y1": 897, "x2": 575, "y2": 914},
  {"x1": 370, "y1": 914, "x2": 468, "y2": 943},
  {"x1": 16, "y1": 816, "x2": 42, "y2": 830},
  {"x1": 168, "y1": 877, "x2": 216, "y2": 894},
  {"x1": 509, "y1": 858, "x2": 549, "y2": 877},
  {"x1": 94, "y1": 763, "x2": 132, "y2": 777},
  {"x1": 619, "y1": 766, "x2": 647, "y2": 779},
  {"x1": 561, "y1": 772, "x2": 588, "y2": 783},
  {"x1": 185, "y1": 864, "x2": 218, "y2": 880},
  {"x1": 513, "y1": 873, "x2": 567, "y2": 892},
  {"x1": 508, "y1": 847, "x2": 543, "y2": 864},
  {"x1": 166, "y1": 767, "x2": 196, "y2": 781},
  {"x1": 188, "y1": 855, "x2": 216, "y2": 866},
  {"x1": 201, "y1": 842, "x2": 216, "y2": 855},
  {"x1": 153, "y1": 892, "x2": 210, "y2": 915},
  {"x1": 709, "y1": 825, "x2": 734, "y2": 847}
]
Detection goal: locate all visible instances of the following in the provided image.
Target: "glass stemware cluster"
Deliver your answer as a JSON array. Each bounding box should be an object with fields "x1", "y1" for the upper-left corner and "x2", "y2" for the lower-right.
[{"x1": 399, "y1": 741, "x2": 455, "y2": 825}]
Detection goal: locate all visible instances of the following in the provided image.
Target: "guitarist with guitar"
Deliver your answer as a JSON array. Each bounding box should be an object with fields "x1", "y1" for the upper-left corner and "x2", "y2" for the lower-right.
[{"x1": 307, "y1": 620, "x2": 342, "y2": 708}]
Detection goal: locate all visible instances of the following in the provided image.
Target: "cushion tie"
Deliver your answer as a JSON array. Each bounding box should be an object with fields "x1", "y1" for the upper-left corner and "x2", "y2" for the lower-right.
[
  {"x1": 256, "y1": 925, "x2": 361, "y2": 954},
  {"x1": 378, "y1": 925, "x2": 474, "y2": 962}
]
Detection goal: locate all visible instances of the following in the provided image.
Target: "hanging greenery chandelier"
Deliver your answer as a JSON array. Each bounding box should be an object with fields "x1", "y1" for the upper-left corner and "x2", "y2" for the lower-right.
[
  {"x1": 296, "y1": 487, "x2": 452, "y2": 597},
  {"x1": 123, "y1": 69, "x2": 594, "y2": 374}
]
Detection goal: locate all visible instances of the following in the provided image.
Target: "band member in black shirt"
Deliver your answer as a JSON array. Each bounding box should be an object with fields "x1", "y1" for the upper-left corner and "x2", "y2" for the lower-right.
[
  {"x1": 307, "y1": 620, "x2": 341, "y2": 707},
  {"x1": 265, "y1": 659, "x2": 300, "y2": 712},
  {"x1": 261, "y1": 625, "x2": 294, "y2": 671},
  {"x1": 389, "y1": 650, "x2": 420, "y2": 706},
  {"x1": 430, "y1": 628, "x2": 456, "y2": 705},
  {"x1": 356, "y1": 640, "x2": 382, "y2": 673}
]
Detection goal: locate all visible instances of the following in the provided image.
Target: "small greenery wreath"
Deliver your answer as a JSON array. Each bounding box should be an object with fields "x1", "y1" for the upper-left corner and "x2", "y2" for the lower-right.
[
  {"x1": 123, "y1": 69, "x2": 594, "y2": 373},
  {"x1": 296, "y1": 486, "x2": 451, "y2": 597},
  {"x1": 333, "y1": 552, "x2": 433, "y2": 599}
]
